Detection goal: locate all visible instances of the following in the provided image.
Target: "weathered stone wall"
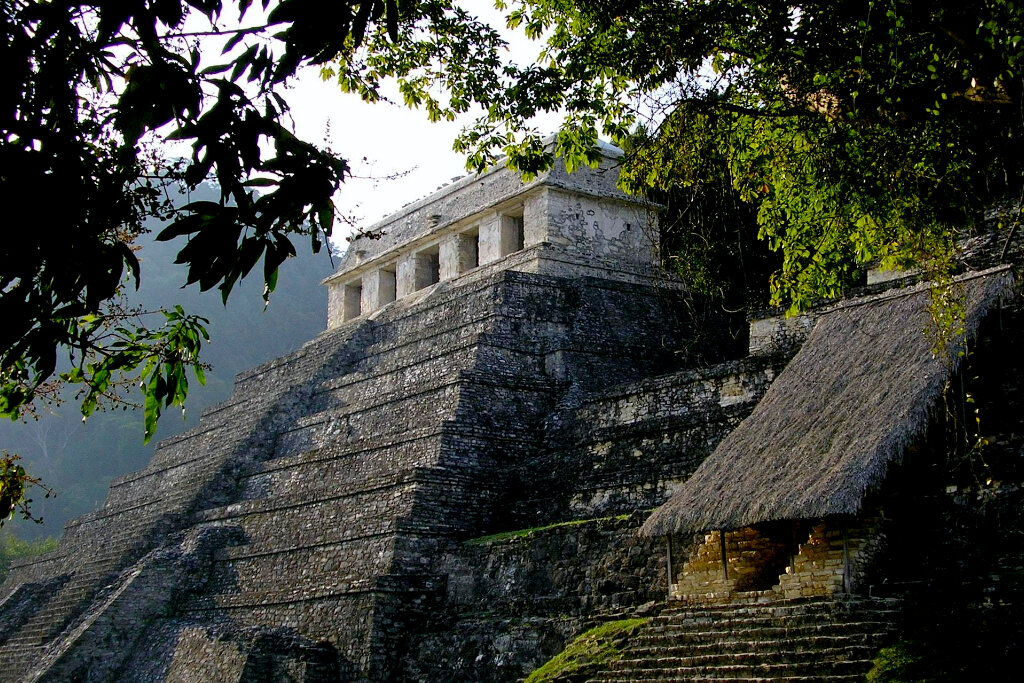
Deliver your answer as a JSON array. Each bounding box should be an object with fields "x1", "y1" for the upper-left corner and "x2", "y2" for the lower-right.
[
  {"x1": 667, "y1": 516, "x2": 885, "y2": 603},
  {"x1": 506, "y1": 357, "x2": 783, "y2": 528},
  {"x1": 324, "y1": 150, "x2": 663, "y2": 328},
  {"x1": 774, "y1": 517, "x2": 885, "y2": 599},
  {"x1": 672, "y1": 527, "x2": 791, "y2": 599},
  {"x1": 1, "y1": 261, "x2": 738, "y2": 682},
  {"x1": 402, "y1": 513, "x2": 665, "y2": 683}
]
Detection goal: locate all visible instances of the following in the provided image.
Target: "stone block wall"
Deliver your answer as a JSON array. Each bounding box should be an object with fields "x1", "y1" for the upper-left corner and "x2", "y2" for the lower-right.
[
  {"x1": 774, "y1": 517, "x2": 885, "y2": 599},
  {"x1": 507, "y1": 357, "x2": 783, "y2": 527},
  {"x1": 402, "y1": 513, "x2": 665, "y2": 683},
  {"x1": 670, "y1": 527, "x2": 791, "y2": 599},
  {"x1": 1, "y1": 263, "x2": 731, "y2": 682},
  {"x1": 667, "y1": 517, "x2": 885, "y2": 604}
]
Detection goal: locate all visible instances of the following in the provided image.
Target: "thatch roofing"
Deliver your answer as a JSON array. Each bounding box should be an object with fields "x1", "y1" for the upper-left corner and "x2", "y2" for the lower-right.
[{"x1": 642, "y1": 266, "x2": 1015, "y2": 537}]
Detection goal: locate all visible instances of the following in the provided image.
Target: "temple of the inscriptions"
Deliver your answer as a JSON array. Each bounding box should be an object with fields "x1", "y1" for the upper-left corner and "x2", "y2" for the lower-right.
[{"x1": 2, "y1": 141, "x2": 1023, "y2": 682}]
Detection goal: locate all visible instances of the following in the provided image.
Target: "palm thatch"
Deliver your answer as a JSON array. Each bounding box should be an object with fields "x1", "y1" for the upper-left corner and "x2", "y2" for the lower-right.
[{"x1": 642, "y1": 266, "x2": 1015, "y2": 537}]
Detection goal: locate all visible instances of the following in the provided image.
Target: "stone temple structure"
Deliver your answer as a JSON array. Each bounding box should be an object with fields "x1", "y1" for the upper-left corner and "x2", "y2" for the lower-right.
[
  {"x1": 0, "y1": 145, "x2": 756, "y2": 681},
  {"x1": 4, "y1": 142, "x2": 1023, "y2": 682}
]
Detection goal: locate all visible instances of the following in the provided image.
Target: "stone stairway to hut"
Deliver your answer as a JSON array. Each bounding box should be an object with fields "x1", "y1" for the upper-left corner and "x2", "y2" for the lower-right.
[{"x1": 587, "y1": 596, "x2": 900, "y2": 682}]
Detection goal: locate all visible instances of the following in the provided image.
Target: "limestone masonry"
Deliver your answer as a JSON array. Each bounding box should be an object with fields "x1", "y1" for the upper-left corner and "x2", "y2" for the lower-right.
[{"x1": 2, "y1": 146, "x2": 1023, "y2": 682}]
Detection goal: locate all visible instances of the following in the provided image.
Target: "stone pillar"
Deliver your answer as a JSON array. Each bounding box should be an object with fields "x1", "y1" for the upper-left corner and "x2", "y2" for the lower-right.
[
  {"x1": 440, "y1": 233, "x2": 479, "y2": 280},
  {"x1": 479, "y1": 213, "x2": 524, "y2": 264},
  {"x1": 439, "y1": 235, "x2": 460, "y2": 281},
  {"x1": 499, "y1": 214, "x2": 524, "y2": 256},
  {"x1": 361, "y1": 272, "x2": 380, "y2": 314},
  {"x1": 414, "y1": 250, "x2": 440, "y2": 290},
  {"x1": 523, "y1": 192, "x2": 547, "y2": 247},
  {"x1": 361, "y1": 269, "x2": 397, "y2": 313},
  {"x1": 326, "y1": 282, "x2": 345, "y2": 329},
  {"x1": 396, "y1": 254, "x2": 417, "y2": 299},
  {"x1": 397, "y1": 252, "x2": 439, "y2": 298},
  {"x1": 478, "y1": 213, "x2": 502, "y2": 265},
  {"x1": 342, "y1": 282, "x2": 362, "y2": 322}
]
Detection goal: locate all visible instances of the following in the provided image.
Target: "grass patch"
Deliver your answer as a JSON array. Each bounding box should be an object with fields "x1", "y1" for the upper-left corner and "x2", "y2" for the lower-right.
[
  {"x1": 524, "y1": 618, "x2": 649, "y2": 683},
  {"x1": 463, "y1": 513, "x2": 638, "y2": 546}
]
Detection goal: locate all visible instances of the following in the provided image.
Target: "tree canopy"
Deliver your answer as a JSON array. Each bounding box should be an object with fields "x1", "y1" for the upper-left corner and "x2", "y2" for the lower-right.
[{"x1": 420, "y1": 1, "x2": 1024, "y2": 311}]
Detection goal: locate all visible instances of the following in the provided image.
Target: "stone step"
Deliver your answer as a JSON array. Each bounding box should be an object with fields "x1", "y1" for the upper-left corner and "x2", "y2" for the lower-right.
[
  {"x1": 575, "y1": 598, "x2": 898, "y2": 683},
  {"x1": 0, "y1": 648, "x2": 39, "y2": 678},
  {"x1": 610, "y1": 644, "x2": 880, "y2": 670},
  {"x1": 628, "y1": 634, "x2": 887, "y2": 658},
  {"x1": 645, "y1": 616, "x2": 896, "y2": 636},
  {"x1": 657, "y1": 597, "x2": 898, "y2": 620},
  {"x1": 589, "y1": 658, "x2": 873, "y2": 680},
  {"x1": 589, "y1": 676, "x2": 870, "y2": 683}
]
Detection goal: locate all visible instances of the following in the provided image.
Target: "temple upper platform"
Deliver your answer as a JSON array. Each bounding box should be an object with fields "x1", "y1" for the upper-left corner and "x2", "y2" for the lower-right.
[{"x1": 323, "y1": 144, "x2": 661, "y2": 328}]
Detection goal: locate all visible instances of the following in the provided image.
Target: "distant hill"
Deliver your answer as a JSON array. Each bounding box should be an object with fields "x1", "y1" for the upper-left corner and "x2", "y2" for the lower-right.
[{"x1": 0, "y1": 185, "x2": 337, "y2": 539}]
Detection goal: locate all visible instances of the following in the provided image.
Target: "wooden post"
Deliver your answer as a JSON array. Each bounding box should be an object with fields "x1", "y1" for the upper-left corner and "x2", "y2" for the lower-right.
[
  {"x1": 665, "y1": 535, "x2": 674, "y2": 600},
  {"x1": 719, "y1": 530, "x2": 729, "y2": 581},
  {"x1": 841, "y1": 524, "x2": 851, "y2": 594},
  {"x1": 790, "y1": 521, "x2": 799, "y2": 572}
]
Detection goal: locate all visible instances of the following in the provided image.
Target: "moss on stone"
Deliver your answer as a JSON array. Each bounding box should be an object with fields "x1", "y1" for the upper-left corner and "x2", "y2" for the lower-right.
[
  {"x1": 866, "y1": 641, "x2": 935, "y2": 683},
  {"x1": 523, "y1": 618, "x2": 648, "y2": 683},
  {"x1": 463, "y1": 514, "x2": 632, "y2": 546}
]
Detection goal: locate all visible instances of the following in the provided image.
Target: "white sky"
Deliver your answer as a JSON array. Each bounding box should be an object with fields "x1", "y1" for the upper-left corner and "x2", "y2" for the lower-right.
[{"x1": 280, "y1": 5, "x2": 558, "y2": 249}]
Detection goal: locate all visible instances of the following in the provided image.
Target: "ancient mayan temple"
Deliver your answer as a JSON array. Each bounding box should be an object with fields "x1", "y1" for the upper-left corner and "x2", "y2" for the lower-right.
[
  {"x1": 0, "y1": 146, "x2": 736, "y2": 681},
  {"x1": 3, "y1": 143, "x2": 1024, "y2": 682}
]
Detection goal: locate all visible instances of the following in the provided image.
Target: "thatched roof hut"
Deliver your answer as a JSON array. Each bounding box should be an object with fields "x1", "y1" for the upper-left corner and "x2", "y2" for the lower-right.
[{"x1": 642, "y1": 266, "x2": 1015, "y2": 538}]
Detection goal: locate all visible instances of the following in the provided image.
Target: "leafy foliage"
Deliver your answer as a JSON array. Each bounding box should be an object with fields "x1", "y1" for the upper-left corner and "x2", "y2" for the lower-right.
[
  {"x1": 1, "y1": 0, "x2": 371, "y2": 425},
  {"x1": 0, "y1": 1, "x2": 509, "y2": 516},
  {"x1": 0, "y1": 527, "x2": 57, "y2": 584},
  {"x1": 438, "y1": 1, "x2": 1024, "y2": 311},
  {"x1": 0, "y1": 452, "x2": 52, "y2": 527},
  {"x1": 867, "y1": 641, "x2": 937, "y2": 683}
]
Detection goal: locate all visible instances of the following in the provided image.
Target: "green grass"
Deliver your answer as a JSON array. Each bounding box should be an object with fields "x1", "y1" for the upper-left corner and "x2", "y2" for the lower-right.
[
  {"x1": 524, "y1": 618, "x2": 649, "y2": 683},
  {"x1": 463, "y1": 513, "x2": 638, "y2": 546}
]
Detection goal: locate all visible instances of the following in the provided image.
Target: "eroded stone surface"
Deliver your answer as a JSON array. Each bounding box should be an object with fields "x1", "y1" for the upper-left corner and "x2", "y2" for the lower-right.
[{"x1": 0, "y1": 155, "x2": 774, "y2": 682}]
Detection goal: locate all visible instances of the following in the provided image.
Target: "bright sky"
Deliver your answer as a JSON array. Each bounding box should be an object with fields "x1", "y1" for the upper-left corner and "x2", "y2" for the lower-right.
[{"x1": 281, "y1": 5, "x2": 558, "y2": 249}]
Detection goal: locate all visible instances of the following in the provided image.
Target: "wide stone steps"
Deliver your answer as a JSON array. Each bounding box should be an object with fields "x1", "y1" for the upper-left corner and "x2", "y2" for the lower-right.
[
  {"x1": 657, "y1": 596, "x2": 898, "y2": 618},
  {"x1": 627, "y1": 635, "x2": 886, "y2": 658},
  {"x1": 2, "y1": 583, "x2": 94, "y2": 647},
  {"x1": 584, "y1": 598, "x2": 898, "y2": 683},
  {"x1": 610, "y1": 646, "x2": 880, "y2": 670},
  {"x1": 641, "y1": 618, "x2": 895, "y2": 640},
  {"x1": 593, "y1": 676, "x2": 868, "y2": 683},
  {"x1": 595, "y1": 660, "x2": 871, "y2": 680}
]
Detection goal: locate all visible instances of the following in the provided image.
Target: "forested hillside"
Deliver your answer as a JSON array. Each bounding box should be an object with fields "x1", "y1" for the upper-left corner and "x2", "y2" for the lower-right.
[{"x1": 0, "y1": 185, "x2": 336, "y2": 539}]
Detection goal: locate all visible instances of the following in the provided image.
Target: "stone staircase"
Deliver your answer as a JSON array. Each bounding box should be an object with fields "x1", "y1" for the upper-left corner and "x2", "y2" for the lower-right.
[
  {"x1": 0, "y1": 553, "x2": 123, "y2": 680},
  {"x1": 587, "y1": 596, "x2": 900, "y2": 682}
]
